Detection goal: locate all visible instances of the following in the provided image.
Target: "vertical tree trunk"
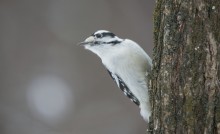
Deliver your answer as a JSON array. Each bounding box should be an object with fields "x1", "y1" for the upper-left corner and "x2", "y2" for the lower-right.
[{"x1": 149, "y1": 0, "x2": 220, "y2": 133}]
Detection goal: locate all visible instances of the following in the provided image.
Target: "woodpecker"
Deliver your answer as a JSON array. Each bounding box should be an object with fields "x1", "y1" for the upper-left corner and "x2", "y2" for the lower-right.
[{"x1": 79, "y1": 30, "x2": 152, "y2": 122}]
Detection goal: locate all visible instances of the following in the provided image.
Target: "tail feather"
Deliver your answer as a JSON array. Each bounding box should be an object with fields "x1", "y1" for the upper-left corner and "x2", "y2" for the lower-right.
[{"x1": 139, "y1": 102, "x2": 151, "y2": 122}]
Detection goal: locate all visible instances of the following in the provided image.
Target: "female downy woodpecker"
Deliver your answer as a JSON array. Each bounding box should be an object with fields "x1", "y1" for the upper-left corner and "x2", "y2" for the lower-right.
[{"x1": 79, "y1": 30, "x2": 152, "y2": 122}]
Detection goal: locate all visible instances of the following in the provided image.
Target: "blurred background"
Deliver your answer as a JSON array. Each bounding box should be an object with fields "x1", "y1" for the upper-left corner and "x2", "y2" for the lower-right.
[{"x1": 0, "y1": 0, "x2": 154, "y2": 134}]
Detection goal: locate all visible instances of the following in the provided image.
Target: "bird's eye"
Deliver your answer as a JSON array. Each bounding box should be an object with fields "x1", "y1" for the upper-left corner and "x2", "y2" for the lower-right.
[{"x1": 95, "y1": 33, "x2": 102, "y2": 38}]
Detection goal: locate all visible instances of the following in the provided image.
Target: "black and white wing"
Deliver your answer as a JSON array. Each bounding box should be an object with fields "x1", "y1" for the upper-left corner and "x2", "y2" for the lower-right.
[{"x1": 106, "y1": 70, "x2": 140, "y2": 106}]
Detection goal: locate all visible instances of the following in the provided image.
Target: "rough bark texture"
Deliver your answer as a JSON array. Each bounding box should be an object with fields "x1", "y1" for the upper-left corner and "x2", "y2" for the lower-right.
[{"x1": 148, "y1": 0, "x2": 220, "y2": 133}]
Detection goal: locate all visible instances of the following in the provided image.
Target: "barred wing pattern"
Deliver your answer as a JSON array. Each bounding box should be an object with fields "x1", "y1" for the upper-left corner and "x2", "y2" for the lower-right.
[{"x1": 107, "y1": 70, "x2": 140, "y2": 106}]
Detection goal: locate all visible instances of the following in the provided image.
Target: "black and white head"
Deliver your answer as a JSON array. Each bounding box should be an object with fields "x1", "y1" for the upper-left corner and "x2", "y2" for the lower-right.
[{"x1": 79, "y1": 30, "x2": 124, "y2": 57}]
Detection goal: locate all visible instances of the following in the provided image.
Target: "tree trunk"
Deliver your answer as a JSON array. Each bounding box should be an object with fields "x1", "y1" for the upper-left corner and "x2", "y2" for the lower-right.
[{"x1": 148, "y1": 0, "x2": 220, "y2": 133}]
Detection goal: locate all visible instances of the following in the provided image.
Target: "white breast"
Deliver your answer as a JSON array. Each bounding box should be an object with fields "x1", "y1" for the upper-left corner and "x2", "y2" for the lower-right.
[{"x1": 101, "y1": 39, "x2": 151, "y2": 102}]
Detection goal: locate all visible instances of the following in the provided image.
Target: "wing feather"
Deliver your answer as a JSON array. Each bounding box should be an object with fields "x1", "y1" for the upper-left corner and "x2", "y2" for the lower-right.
[{"x1": 106, "y1": 70, "x2": 140, "y2": 106}]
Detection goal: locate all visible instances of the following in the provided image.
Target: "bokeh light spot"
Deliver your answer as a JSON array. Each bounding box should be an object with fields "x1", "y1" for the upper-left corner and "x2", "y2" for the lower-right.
[{"x1": 27, "y1": 75, "x2": 74, "y2": 124}]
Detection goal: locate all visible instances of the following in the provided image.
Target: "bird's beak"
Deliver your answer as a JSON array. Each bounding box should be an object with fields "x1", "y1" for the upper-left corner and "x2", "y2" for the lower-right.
[{"x1": 77, "y1": 36, "x2": 95, "y2": 46}]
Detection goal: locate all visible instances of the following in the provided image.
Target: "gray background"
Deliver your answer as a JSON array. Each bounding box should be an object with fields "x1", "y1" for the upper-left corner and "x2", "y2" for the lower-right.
[{"x1": 0, "y1": 0, "x2": 154, "y2": 134}]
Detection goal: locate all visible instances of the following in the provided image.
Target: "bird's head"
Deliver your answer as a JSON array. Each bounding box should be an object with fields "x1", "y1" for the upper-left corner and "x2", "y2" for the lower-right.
[{"x1": 78, "y1": 30, "x2": 123, "y2": 57}]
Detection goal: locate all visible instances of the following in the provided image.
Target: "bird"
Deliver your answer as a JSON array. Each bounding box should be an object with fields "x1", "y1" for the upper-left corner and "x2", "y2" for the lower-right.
[{"x1": 79, "y1": 30, "x2": 152, "y2": 122}]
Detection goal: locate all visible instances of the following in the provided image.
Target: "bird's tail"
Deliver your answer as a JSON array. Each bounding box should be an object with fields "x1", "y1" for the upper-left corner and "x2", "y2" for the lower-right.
[{"x1": 139, "y1": 101, "x2": 151, "y2": 122}]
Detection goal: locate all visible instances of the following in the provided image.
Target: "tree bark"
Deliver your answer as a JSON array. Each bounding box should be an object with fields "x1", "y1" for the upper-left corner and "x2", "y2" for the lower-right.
[{"x1": 148, "y1": 0, "x2": 220, "y2": 133}]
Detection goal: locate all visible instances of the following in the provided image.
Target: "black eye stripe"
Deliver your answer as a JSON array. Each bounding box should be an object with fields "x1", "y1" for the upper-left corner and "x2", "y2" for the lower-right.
[
  {"x1": 95, "y1": 33, "x2": 102, "y2": 38},
  {"x1": 101, "y1": 32, "x2": 115, "y2": 38},
  {"x1": 93, "y1": 40, "x2": 122, "y2": 46},
  {"x1": 92, "y1": 32, "x2": 116, "y2": 38}
]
